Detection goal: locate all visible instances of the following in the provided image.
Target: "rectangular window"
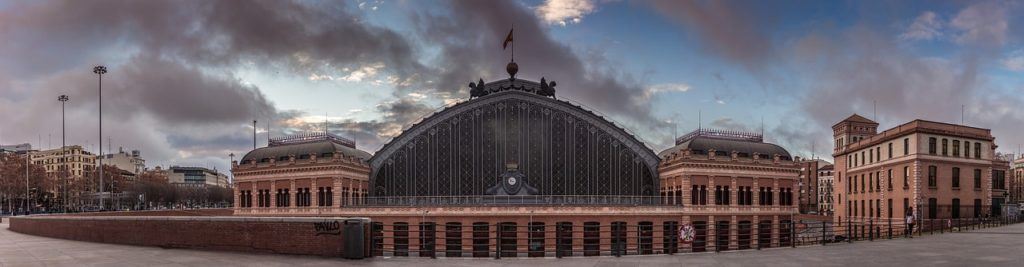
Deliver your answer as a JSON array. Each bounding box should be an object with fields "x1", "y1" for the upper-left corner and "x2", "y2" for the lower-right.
[
  {"x1": 928, "y1": 166, "x2": 937, "y2": 188},
  {"x1": 888, "y1": 198, "x2": 893, "y2": 218},
  {"x1": 965, "y1": 142, "x2": 971, "y2": 158},
  {"x1": 325, "y1": 187, "x2": 333, "y2": 206},
  {"x1": 876, "y1": 147, "x2": 881, "y2": 162},
  {"x1": 952, "y1": 167, "x2": 960, "y2": 188},
  {"x1": 869, "y1": 149, "x2": 873, "y2": 163},
  {"x1": 952, "y1": 199, "x2": 961, "y2": 218},
  {"x1": 887, "y1": 169, "x2": 893, "y2": 190},
  {"x1": 974, "y1": 142, "x2": 981, "y2": 159},
  {"x1": 869, "y1": 173, "x2": 874, "y2": 192},
  {"x1": 723, "y1": 186, "x2": 731, "y2": 205},
  {"x1": 974, "y1": 169, "x2": 982, "y2": 189},
  {"x1": 691, "y1": 185, "x2": 699, "y2": 205},
  {"x1": 715, "y1": 186, "x2": 723, "y2": 205},
  {"x1": 928, "y1": 137, "x2": 937, "y2": 155},
  {"x1": 941, "y1": 139, "x2": 948, "y2": 156},
  {"x1": 861, "y1": 174, "x2": 865, "y2": 192},
  {"x1": 903, "y1": 166, "x2": 909, "y2": 188},
  {"x1": 888, "y1": 143, "x2": 893, "y2": 158},
  {"x1": 974, "y1": 199, "x2": 982, "y2": 218},
  {"x1": 700, "y1": 185, "x2": 707, "y2": 205},
  {"x1": 993, "y1": 170, "x2": 1006, "y2": 190},
  {"x1": 952, "y1": 140, "x2": 960, "y2": 157},
  {"x1": 928, "y1": 198, "x2": 937, "y2": 219},
  {"x1": 876, "y1": 171, "x2": 880, "y2": 191}
]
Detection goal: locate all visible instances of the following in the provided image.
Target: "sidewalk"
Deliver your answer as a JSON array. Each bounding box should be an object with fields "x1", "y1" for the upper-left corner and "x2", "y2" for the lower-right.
[{"x1": 2, "y1": 221, "x2": 1022, "y2": 266}]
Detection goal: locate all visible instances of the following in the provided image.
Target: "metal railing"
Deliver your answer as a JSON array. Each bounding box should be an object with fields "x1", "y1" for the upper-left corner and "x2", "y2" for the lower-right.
[
  {"x1": 355, "y1": 195, "x2": 668, "y2": 206},
  {"x1": 368, "y1": 215, "x2": 1023, "y2": 258}
]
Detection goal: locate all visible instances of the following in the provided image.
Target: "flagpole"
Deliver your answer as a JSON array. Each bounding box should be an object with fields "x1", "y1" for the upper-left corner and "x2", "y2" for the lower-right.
[{"x1": 511, "y1": 26, "x2": 515, "y2": 62}]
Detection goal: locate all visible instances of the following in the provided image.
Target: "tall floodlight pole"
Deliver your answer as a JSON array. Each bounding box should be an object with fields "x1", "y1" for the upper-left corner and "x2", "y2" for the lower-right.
[
  {"x1": 59, "y1": 94, "x2": 69, "y2": 213},
  {"x1": 93, "y1": 65, "x2": 107, "y2": 210},
  {"x1": 25, "y1": 152, "x2": 30, "y2": 214},
  {"x1": 229, "y1": 153, "x2": 235, "y2": 184}
]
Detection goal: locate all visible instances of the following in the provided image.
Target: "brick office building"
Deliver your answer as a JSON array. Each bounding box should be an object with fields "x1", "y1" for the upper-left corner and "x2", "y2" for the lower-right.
[
  {"x1": 795, "y1": 158, "x2": 829, "y2": 214},
  {"x1": 818, "y1": 164, "x2": 835, "y2": 216},
  {"x1": 1011, "y1": 156, "x2": 1024, "y2": 205},
  {"x1": 832, "y1": 114, "x2": 1007, "y2": 225}
]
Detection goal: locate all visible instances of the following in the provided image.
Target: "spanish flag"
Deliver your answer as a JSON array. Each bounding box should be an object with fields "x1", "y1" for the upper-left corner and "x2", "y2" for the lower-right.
[{"x1": 502, "y1": 28, "x2": 513, "y2": 50}]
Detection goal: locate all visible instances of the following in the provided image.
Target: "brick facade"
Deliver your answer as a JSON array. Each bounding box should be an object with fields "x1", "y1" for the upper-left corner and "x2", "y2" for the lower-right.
[{"x1": 8, "y1": 215, "x2": 366, "y2": 257}]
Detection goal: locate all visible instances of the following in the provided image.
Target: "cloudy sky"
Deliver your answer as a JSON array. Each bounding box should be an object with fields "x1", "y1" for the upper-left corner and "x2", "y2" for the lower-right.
[{"x1": 2, "y1": 0, "x2": 1023, "y2": 172}]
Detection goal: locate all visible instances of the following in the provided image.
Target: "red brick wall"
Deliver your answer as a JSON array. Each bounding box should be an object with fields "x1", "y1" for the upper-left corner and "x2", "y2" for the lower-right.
[
  {"x1": 9, "y1": 216, "x2": 366, "y2": 257},
  {"x1": 65, "y1": 209, "x2": 234, "y2": 217}
]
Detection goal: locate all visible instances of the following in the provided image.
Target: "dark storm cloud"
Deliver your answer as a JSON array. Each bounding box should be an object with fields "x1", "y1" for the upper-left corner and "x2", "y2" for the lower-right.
[
  {"x1": 0, "y1": 0, "x2": 433, "y2": 169},
  {"x1": 648, "y1": 0, "x2": 776, "y2": 71},
  {"x1": 641, "y1": 0, "x2": 1024, "y2": 158},
  {"x1": 0, "y1": 0, "x2": 426, "y2": 80},
  {"x1": 411, "y1": 0, "x2": 662, "y2": 129}
]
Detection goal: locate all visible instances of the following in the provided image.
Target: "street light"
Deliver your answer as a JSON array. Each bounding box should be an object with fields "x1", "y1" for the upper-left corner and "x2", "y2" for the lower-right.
[
  {"x1": 93, "y1": 65, "x2": 106, "y2": 210},
  {"x1": 58, "y1": 94, "x2": 68, "y2": 213},
  {"x1": 228, "y1": 153, "x2": 236, "y2": 186}
]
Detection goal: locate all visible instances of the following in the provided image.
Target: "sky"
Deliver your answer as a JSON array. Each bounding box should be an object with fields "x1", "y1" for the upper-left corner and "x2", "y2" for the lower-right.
[{"x1": 1, "y1": 0, "x2": 1024, "y2": 172}]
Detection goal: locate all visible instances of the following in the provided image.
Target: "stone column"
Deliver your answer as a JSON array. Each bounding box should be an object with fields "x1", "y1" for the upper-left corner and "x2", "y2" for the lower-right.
[
  {"x1": 270, "y1": 182, "x2": 277, "y2": 209},
  {"x1": 751, "y1": 215, "x2": 759, "y2": 248},
  {"x1": 731, "y1": 176, "x2": 738, "y2": 207},
  {"x1": 312, "y1": 178, "x2": 319, "y2": 207},
  {"x1": 333, "y1": 177, "x2": 342, "y2": 207},
  {"x1": 289, "y1": 179, "x2": 296, "y2": 211},
  {"x1": 730, "y1": 215, "x2": 738, "y2": 249}
]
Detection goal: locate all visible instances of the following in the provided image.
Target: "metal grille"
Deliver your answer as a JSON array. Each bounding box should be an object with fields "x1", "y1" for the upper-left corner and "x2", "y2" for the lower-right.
[{"x1": 370, "y1": 93, "x2": 658, "y2": 200}]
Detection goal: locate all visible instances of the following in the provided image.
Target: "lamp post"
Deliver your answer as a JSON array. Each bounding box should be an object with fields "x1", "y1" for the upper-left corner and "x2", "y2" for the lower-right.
[
  {"x1": 228, "y1": 153, "x2": 235, "y2": 185},
  {"x1": 58, "y1": 94, "x2": 68, "y2": 213},
  {"x1": 93, "y1": 65, "x2": 106, "y2": 210},
  {"x1": 24, "y1": 153, "x2": 29, "y2": 214}
]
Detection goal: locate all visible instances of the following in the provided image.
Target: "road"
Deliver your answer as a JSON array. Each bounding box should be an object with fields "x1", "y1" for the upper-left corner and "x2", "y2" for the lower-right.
[{"x1": 1, "y1": 221, "x2": 1022, "y2": 266}]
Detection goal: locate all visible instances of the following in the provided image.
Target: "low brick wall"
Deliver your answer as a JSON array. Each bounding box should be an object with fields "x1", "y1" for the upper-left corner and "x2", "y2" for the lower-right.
[
  {"x1": 9, "y1": 215, "x2": 369, "y2": 257},
  {"x1": 65, "y1": 209, "x2": 234, "y2": 217}
]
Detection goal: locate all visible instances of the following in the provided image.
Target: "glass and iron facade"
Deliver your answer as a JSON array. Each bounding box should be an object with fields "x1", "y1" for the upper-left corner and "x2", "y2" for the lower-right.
[{"x1": 368, "y1": 78, "x2": 660, "y2": 203}]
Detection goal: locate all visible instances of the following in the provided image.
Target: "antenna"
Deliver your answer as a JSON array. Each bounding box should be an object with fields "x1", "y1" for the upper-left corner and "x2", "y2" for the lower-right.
[
  {"x1": 873, "y1": 100, "x2": 877, "y2": 121},
  {"x1": 252, "y1": 120, "x2": 257, "y2": 150},
  {"x1": 760, "y1": 116, "x2": 764, "y2": 137}
]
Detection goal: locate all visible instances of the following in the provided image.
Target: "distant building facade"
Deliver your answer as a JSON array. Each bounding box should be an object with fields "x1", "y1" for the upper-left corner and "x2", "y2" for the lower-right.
[
  {"x1": 795, "y1": 158, "x2": 829, "y2": 214},
  {"x1": 101, "y1": 148, "x2": 146, "y2": 174},
  {"x1": 29, "y1": 145, "x2": 95, "y2": 178},
  {"x1": 818, "y1": 164, "x2": 835, "y2": 216},
  {"x1": 167, "y1": 166, "x2": 230, "y2": 187},
  {"x1": 832, "y1": 114, "x2": 1007, "y2": 224},
  {"x1": 1012, "y1": 156, "x2": 1024, "y2": 205},
  {"x1": 0, "y1": 143, "x2": 32, "y2": 154}
]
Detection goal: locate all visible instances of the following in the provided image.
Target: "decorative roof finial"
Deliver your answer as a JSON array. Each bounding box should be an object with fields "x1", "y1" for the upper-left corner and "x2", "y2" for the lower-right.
[{"x1": 506, "y1": 62, "x2": 518, "y2": 80}]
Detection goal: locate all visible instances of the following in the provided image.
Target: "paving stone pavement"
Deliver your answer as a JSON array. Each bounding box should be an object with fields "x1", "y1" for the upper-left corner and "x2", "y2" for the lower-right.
[{"x1": 2, "y1": 220, "x2": 1023, "y2": 267}]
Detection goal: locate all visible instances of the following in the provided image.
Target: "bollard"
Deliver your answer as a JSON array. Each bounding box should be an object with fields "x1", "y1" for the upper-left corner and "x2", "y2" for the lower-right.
[{"x1": 821, "y1": 221, "x2": 827, "y2": 245}]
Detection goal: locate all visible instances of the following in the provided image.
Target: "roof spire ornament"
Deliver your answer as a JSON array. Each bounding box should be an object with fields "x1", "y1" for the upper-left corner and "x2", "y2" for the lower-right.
[{"x1": 503, "y1": 27, "x2": 517, "y2": 80}]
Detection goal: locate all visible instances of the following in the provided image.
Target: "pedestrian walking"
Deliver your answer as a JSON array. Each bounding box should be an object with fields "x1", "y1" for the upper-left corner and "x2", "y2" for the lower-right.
[{"x1": 905, "y1": 208, "x2": 915, "y2": 238}]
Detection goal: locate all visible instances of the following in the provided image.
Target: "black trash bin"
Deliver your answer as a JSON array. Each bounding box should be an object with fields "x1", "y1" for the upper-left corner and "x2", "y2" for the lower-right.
[{"x1": 343, "y1": 218, "x2": 370, "y2": 259}]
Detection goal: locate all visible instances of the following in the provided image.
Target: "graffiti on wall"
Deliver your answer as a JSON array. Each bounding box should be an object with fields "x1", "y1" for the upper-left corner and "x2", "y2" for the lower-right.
[{"x1": 314, "y1": 220, "x2": 341, "y2": 236}]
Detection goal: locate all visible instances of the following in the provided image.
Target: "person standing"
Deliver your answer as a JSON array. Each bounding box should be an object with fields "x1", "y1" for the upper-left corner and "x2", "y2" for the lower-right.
[{"x1": 905, "y1": 208, "x2": 915, "y2": 238}]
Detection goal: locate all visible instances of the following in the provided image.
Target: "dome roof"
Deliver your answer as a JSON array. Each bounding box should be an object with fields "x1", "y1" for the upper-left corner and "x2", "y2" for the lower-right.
[
  {"x1": 240, "y1": 133, "x2": 371, "y2": 163},
  {"x1": 659, "y1": 129, "x2": 791, "y2": 159}
]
